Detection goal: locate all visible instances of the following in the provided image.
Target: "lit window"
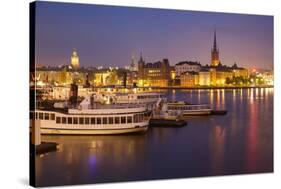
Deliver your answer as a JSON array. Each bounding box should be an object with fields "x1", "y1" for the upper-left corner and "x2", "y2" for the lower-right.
[
  {"x1": 109, "y1": 117, "x2": 113, "y2": 124},
  {"x1": 97, "y1": 118, "x2": 101, "y2": 124},
  {"x1": 68, "y1": 117, "x2": 72, "y2": 124},
  {"x1": 50, "y1": 114, "x2": 55, "y2": 120},
  {"x1": 91, "y1": 117, "x2": 95, "y2": 124},
  {"x1": 44, "y1": 113, "x2": 49, "y2": 120},
  {"x1": 102, "y1": 117, "x2": 107, "y2": 124},
  {"x1": 56, "y1": 117, "x2": 61, "y2": 124},
  {"x1": 115, "y1": 117, "x2": 120, "y2": 124},
  {"x1": 79, "y1": 117, "x2": 84, "y2": 124},
  {"x1": 62, "y1": 117, "x2": 66, "y2": 124},
  {"x1": 121, "y1": 116, "x2": 126, "y2": 124},
  {"x1": 85, "y1": 117, "x2": 90, "y2": 124},
  {"x1": 127, "y1": 116, "x2": 132, "y2": 123},
  {"x1": 39, "y1": 112, "x2": 43, "y2": 120}
]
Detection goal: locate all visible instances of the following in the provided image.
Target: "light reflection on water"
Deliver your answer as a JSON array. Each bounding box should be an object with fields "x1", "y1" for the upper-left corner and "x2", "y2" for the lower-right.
[{"x1": 36, "y1": 88, "x2": 273, "y2": 187}]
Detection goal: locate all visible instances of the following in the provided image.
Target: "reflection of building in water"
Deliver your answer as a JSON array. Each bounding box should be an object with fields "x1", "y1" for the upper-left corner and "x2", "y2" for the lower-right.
[
  {"x1": 209, "y1": 125, "x2": 226, "y2": 175},
  {"x1": 245, "y1": 96, "x2": 258, "y2": 172},
  {"x1": 37, "y1": 135, "x2": 148, "y2": 179}
]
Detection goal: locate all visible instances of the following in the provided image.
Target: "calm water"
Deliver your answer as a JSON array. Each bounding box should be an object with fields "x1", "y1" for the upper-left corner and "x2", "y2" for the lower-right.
[{"x1": 36, "y1": 88, "x2": 274, "y2": 187}]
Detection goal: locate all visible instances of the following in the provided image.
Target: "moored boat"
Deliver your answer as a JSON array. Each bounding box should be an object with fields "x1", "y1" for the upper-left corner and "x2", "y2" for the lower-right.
[
  {"x1": 30, "y1": 96, "x2": 150, "y2": 135},
  {"x1": 167, "y1": 101, "x2": 212, "y2": 116}
]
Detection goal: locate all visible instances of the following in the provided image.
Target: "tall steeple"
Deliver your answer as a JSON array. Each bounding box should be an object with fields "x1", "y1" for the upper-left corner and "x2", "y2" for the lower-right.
[
  {"x1": 213, "y1": 30, "x2": 217, "y2": 51},
  {"x1": 211, "y1": 30, "x2": 220, "y2": 67},
  {"x1": 139, "y1": 51, "x2": 144, "y2": 63}
]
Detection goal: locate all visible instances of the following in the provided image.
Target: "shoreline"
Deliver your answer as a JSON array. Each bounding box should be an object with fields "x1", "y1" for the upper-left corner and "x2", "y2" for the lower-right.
[{"x1": 147, "y1": 85, "x2": 274, "y2": 90}]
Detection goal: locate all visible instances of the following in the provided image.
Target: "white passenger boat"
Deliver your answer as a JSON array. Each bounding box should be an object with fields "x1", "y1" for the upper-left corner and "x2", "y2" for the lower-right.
[
  {"x1": 30, "y1": 96, "x2": 149, "y2": 135},
  {"x1": 164, "y1": 101, "x2": 212, "y2": 116},
  {"x1": 93, "y1": 92, "x2": 165, "y2": 111}
]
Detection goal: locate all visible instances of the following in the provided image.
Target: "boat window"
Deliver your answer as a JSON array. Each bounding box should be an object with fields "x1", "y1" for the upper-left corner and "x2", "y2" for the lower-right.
[
  {"x1": 30, "y1": 112, "x2": 34, "y2": 120},
  {"x1": 73, "y1": 117, "x2": 78, "y2": 124},
  {"x1": 133, "y1": 114, "x2": 139, "y2": 123},
  {"x1": 97, "y1": 117, "x2": 101, "y2": 124},
  {"x1": 39, "y1": 112, "x2": 43, "y2": 120},
  {"x1": 44, "y1": 113, "x2": 49, "y2": 120},
  {"x1": 85, "y1": 117, "x2": 90, "y2": 124},
  {"x1": 139, "y1": 114, "x2": 144, "y2": 122},
  {"x1": 109, "y1": 117, "x2": 113, "y2": 124},
  {"x1": 56, "y1": 117, "x2": 61, "y2": 124},
  {"x1": 121, "y1": 116, "x2": 126, "y2": 124},
  {"x1": 103, "y1": 117, "x2": 107, "y2": 124},
  {"x1": 50, "y1": 113, "x2": 55, "y2": 120},
  {"x1": 91, "y1": 117, "x2": 96, "y2": 124},
  {"x1": 62, "y1": 117, "x2": 66, "y2": 124},
  {"x1": 79, "y1": 117, "x2": 84, "y2": 124},
  {"x1": 127, "y1": 116, "x2": 132, "y2": 123},
  {"x1": 115, "y1": 117, "x2": 120, "y2": 124},
  {"x1": 35, "y1": 112, "x2": 38, "y2": 120},
  {"x1": 68, "y1": 117, "x2": 72, "y2": 124}
]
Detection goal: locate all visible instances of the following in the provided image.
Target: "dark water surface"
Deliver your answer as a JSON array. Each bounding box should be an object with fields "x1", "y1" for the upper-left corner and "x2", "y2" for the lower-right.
[{"x1": 36, "y1": 88, "x2": 273, "y2": 186}]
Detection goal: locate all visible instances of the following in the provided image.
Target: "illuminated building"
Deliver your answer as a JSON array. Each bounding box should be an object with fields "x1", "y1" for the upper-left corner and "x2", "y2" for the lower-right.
[
  {"x1": 211, "y1": 30, "x2": 220, "y2": 67},
  {"x1": 180, "y1": 71, "x2": 199, "y2": 87},
  {"x1": 71, "y1": 50, "x2": 80, "y2": 69},
  {"x1": 210, "y1": 67, "x2": 233, "y2": 86},
  {"x1": 199, "y1": 69, "x2": 211, "y2": 86},
  {"x1": 175, "y1": 61, "x2": 201, "y2": 76},
  {"x1": 138, "y1": 53, "x2": 171, "y2": 87},
  {"x1": 231, "y1": 63, "x2": 249, "y2": 78},
  {"x1": 170, "y1": 66, "x2": 176, "y2": 80}
]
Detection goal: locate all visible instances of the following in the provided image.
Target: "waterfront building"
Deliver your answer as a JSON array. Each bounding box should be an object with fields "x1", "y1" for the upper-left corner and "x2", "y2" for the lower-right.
[
  {"x1": 175, "y1": 61, "x2": 201, "y2": 76},
  {"x1": 199, "y1": 69, "x2": 211, "y2": 86},
  {"x1": 231, "y1": 63, "x2": 249, "y2": 78},
  {"x1": 209, "y1": 66, "x2": 233, "y2": 86},
  {"x1": 211, "y1": 30, "x2": 220, "y2": 67},
  {"x1": 138, "y1": 53, "x2": 171, "y2": 87},
  {"x1": 180, "y1": 71, "x2": 199, "y2": 87}
]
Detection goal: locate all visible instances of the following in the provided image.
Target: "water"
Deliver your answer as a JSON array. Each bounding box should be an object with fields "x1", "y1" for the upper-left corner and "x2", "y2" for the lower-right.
[{"x1": 35, "y1": 88, "x2": 274, "y2": 187}]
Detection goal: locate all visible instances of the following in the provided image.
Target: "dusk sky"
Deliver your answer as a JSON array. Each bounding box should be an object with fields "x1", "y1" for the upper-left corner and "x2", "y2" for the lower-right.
[{"x1": 35, "y1": 1, "x2": 273, "y2": 69}]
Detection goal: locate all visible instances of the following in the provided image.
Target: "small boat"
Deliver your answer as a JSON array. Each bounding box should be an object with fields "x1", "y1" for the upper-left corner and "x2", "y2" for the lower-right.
[
  {"x1": 150, "y1": 99, "x2": 187, "y2": 127},
  {"x1": 165, "y1": 101, "x2": 212, "y2": 116}
]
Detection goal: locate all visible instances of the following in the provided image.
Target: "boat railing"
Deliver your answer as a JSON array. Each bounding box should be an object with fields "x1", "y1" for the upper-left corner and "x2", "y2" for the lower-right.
[{"x1": 87, "y1": 103, "x2": 146, "y2": 110}]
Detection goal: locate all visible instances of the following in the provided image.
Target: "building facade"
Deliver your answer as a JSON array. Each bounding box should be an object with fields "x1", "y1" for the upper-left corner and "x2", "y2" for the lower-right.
[
  {"x1": 175, "y1": 61, "x2": 201, "y2": 76},
  {"x1": 138, "y1": 54, "x2": 171, "y2": 87},
  {"x1": 180, "y1": 71, "x2": 199, "y2": 87},
  {"x1": 199, "y1": 70, "x2": 211, "y2": 86}
]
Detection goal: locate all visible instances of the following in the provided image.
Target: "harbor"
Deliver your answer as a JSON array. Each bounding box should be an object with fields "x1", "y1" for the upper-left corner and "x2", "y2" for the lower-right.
[{"x1": 34, "y1": 88, "x2": 273, "y2": 187}]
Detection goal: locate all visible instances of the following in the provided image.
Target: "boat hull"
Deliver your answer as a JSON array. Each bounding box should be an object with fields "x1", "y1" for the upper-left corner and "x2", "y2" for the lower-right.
[
  {"x1": 181, "y1": 110, "x2": 212, "y2": 116},
  {"x1": 37, "y1": 126, "x2": 148, "y2": 135}
]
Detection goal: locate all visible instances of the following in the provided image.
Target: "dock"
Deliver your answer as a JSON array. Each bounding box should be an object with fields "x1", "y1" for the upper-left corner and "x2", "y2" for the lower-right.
[
  {"x1": 30, "y1": 119, "x2": 59, "y2": 155},
  {"x1": 149, "y1": 118, "x2": 187, "y2": 127},
  {"x1": 210, "y1": 110, "x2": 227, "y2": 115}
]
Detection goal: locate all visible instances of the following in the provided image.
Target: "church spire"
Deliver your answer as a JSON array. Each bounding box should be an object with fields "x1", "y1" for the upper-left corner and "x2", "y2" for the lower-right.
[
  {"x1": 211, "y1": 30, "x2": 220, "y2": 67},
  {"x1": 139, "y1": 51, "x2": 144, "y2": 62},
  {"x1": 213, "y1": 30, "x2": 217, "y2": 51}
]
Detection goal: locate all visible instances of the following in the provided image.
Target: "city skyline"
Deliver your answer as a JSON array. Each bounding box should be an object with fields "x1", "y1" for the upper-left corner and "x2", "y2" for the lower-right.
[{"x1": 35, "y1": 1, "x2": 273, "y2": 70}]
